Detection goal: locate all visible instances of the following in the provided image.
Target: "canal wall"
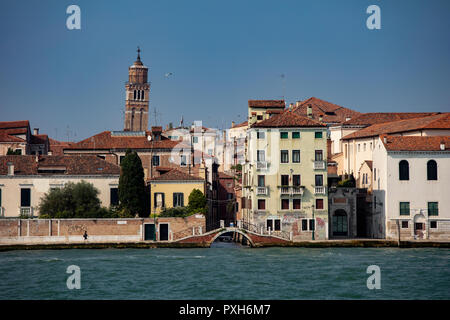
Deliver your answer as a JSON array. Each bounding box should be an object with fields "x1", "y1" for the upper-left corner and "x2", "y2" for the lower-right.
[{"x1": 0, "y1": 215, "x2": 205, "y2": 245}]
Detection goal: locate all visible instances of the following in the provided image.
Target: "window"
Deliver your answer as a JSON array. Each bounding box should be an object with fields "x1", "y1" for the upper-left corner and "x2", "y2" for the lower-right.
[
  {"x1": 257, "y1": 131, "x2": 265, "y2": 139},
  {"x1": 281, "y1": 175, "x2": 289, "y2": 186},
  {"x1": 309, "y1": 219, "x2": 315, "y2": 231},
  {"x1": 154, "y1": 193, "x2": 165, "y2": 208},
  {"x1": 374, "y1": 168, "x2": 376, "y2": 181},
  {"x1": 280, "y1": 132, "x2": 288, "y2": 139},
  {"x1": 226, "y1": 193, "x2": 233, "y2": 200},
  {"x1": 315, "y1": 175, "x2": 323, "y2": 186},
  {"x1": 400, "y1": 202, "x2": 410, "y2": 215},
  {"x1": 315, "y1": 132, "x2": 323, "y2": 139},
  {"x1": 267, "y1": 219, "x2": 273, "y2": 231},
  {"x1": 257, "y1": 175, "x2": 265, "y2": 187},
  {"x1": 363, "y1": 143, "x2": 366, "y2": 152},
  {"x1": 332, "y1": 210, "x2": 348, "y2": 235},
  {"x1": 315, "y1": 199, "x2": 324, "y2": 210},
  {"x1": 192, "y1": 136, "x2": 199, "y2": 143},
  {"x1": 401, "y1": 221, "x2": 409, "y2": 229},
  {"x1": 134, "y1": 90, "x2": 137, "y2": 100},
  {"x1": 110, "y1": 188, "x2": 119, "y2": 206},
  {"x1": 274, "y1": 219, "x2": 281, "y2": 231},
  {"x1": 281, "y1": 199, "x2": 289, "y2": 210},
  {"x1": 427, "y1": 160, "x2": 437, "y2": 180},
  {"x1": 258, "y1": 199, "x2": 266, "y2": 210},
  {"x1": 280, "y1": 150, "x2": 289, "y2": 163},
  {"x1": 428, "y1": 202, "x2": 438, "y2": 216},
  {"x1": 21, "y1": 188, "x2": 31, "y2": 207},
  {"x1": 357, "y1": 144, "x2": 360, "y2": 152},
  {"x1": 257, "y1": 115, "x2": 263, "y2": 120},
  {"x1": 292, "y1": 132, "x2": 300, "y2": 139},
  {"x1": 257, "y1": 150, "x2": 265, "y2": 162},
  {"x1": 399, "y1": 160, "x2": 409, "y2": 180},
  {"x1": 292, "y1": 150, "x2": 300, "y2": 163},
  {"x1": 152, "y1": 155, "x2": 160, "y2": 166},
  {"x1": 292, "y1": 175, "x2": 301, "y2": 186},
  {"x1": 315, "y1": 150, "x2": 323, "y2": 161},
  {"x1": 293, "y1": 198, "x2": 301, "y2": 210},
  {"x1": 173, "y1": 193, "x2": 184, "y2": 207},
  {"x1": 301, "y1": 219, "x2": 308, "y2": 231},
  {"x1": 180, "y1": 155, "x2": 187, "y2": 166},
  {"x1": 430, "y1": 221, "x2": 437, "y2": 229}
]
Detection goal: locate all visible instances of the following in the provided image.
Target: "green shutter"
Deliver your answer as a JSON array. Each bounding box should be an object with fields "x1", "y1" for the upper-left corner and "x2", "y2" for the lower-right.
[
  {"x1": 428, "y1": 202, "x2": 438, "y2": 216},
  {"x1": 315, "y1": 132, "x2": 323, "y2": 139},
  {"x1": 400, "y1": 202, "x2": 410, "y2": 215},
  {"x1": 280, "y1": 132, "x2": 288, "y2": 139},
  {"x1": 292, "y1": 132, "x2": 300, "y2": 139}
]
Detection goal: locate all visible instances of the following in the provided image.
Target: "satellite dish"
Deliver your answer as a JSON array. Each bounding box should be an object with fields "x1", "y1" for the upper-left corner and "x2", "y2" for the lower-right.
[{"x1": 147, "y1": 135, "x2": 152, "y2": 141}]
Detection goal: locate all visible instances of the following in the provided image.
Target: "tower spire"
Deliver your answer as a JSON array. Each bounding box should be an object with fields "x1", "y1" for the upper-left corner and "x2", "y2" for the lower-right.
[{"x1": 137, "y1": 46, "x2": 141, "y2": 61}]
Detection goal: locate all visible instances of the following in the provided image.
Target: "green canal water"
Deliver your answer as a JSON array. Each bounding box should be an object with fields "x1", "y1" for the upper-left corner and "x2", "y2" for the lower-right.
[{"x1": 0, "y1": 244, "x2": 448, "y2": 299}]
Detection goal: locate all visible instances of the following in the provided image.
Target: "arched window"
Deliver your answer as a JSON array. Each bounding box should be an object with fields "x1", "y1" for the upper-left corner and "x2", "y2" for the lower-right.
[
  {"x1": 141, "y1": 90, "x2": 144, "y2": 100},
  {"x1": 139, "y1": 108, "x2": 144, "y2": 131},
  {"x1": 399, "y1": 160, "x2": 409, "y2": 180},
  {"x1": 131, "y1": 108, "x2": 135, "y2": 130},
  {"x1": 427, "y1": 160, "x2": 437, "y2": 180},
  {"x1": 133, "y1": 90, "x2": 136, "y2": 100},
  {"x1": 333, "y1": 209, "x2": 348, "y2": 236}
]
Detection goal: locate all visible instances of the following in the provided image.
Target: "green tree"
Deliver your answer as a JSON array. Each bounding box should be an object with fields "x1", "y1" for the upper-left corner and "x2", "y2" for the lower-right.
[
  {"x1": 38, "y1": 181, "x2": 110, "y2": 218},
  {"x1": 118, "y1": 149, "x2": 147, "y2": 217},
  {"x1": 187, "y1": 189, "x2": 207, "y2": 215},
  {"x1": 7, "y1": 148, "x2": 21, "y2": 155}
]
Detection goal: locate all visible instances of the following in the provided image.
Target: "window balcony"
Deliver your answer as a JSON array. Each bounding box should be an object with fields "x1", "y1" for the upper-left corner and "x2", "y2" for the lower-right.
[
  {"x1": 256, "y1": 161, "x2": 268, "y2": 170},
  {"x1": 313, "y1": 161, "x2": 326, "y2": 170},
  {"x1": 279, "y1": 186, "x2": 304, "y2": 196},
  {"x1": 314, "y1": 186, "x2": 326, "y2": 195},
  {"x1": 19, "y1": 207, "x2": 33, "y2": 217},
  {"x1": 256, "y1": 186, "x2": 269, "y2": 196}
]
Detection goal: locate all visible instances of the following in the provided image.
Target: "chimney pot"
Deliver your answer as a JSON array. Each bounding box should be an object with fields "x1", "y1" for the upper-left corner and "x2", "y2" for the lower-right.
[
  {"x1": 231, "y1": 121, "x2": 235, "y2": 128},
  {"x1": 296, "y1": 101, "x2": 301, "y2": 107},
  {"x1": 33, "y1": 128, "x2": 39, "y2": 135},
  {"x1": 383, "y1": 136, "x2": 387, "y2": 144},
  {"x1": 7, "y1": 162, "x2": 14, "y2": 176}
]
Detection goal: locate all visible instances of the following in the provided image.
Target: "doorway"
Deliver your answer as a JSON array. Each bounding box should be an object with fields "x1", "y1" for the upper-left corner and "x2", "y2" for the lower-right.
[
  {"x1": 414, "y1": 222, "x2": 424, "y2": 239},
  {"x1": 159, "y1": 223, "x2": 169, "y2": 241},
  {"x1": 144, "y1": 223, "x2": 155, "y2": 241}
]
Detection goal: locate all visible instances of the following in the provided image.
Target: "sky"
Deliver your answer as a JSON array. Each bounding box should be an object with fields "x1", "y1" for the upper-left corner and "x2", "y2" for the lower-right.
[{"x1": 0, "y1": 0, "x2": 449, "y2": 141}]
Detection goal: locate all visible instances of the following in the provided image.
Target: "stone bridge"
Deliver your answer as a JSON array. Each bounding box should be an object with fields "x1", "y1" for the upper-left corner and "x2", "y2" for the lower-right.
[{"x1": 174, "y1": 226, "x2": 291, "y2": 247}]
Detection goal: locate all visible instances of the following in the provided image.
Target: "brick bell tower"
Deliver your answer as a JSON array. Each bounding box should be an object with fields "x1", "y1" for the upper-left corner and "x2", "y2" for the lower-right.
[{"x1": 124, "y1": 47, "x2": 150, "y2": 131}]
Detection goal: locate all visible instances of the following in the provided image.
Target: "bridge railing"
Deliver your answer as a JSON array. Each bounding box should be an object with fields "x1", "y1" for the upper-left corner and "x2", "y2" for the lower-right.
[
  {"x1": 241, "y1": 221, "x2": 291, "y2": 241},
  {"x1": 172, "y1": 226, "x2": 203, "y2": 241}
]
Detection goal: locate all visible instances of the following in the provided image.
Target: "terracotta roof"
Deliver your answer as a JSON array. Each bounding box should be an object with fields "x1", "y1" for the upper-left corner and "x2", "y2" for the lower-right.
[
  {"x1": 364, "y1": 160, "x2": 373, "y2": 169},
  {"x1": 0, "y1": 132, "x2": 25, "y2": 143},
  {"x1": 231, "y1": 121, "x2": 248, "y2": 129},
  {"x1": 291, "y1": 97, "x2": 361, "y2": 125},
  {"x1": 0, "y1": 155, "x2": 120, "y2": 176},
  {"x1": 66, "y1": 131, "x2": 187, "y2": 151},
  {"x1": 30, "y1": 134, "x2": 48, "y2": 145},
  {"x1": 218, "y1": 172, "x2": 234, "y2": 179},
  {"x1": 342, "y1": 112, "x2": 439, "y2": 126},
  {"x1": 381, "y1": 135, "x2": 450, "y2": 151},
  {"x1": 248, "y1": 100, "x2": 285, "y2": 108},
  {"x1": 0, "y1": 121, "x2": 30, "y2": 130},
  {"x1": 149, "y1": 169, "x2": 204, "y2": 181},
  {"x1": 251, "y1": 110, "x2": 326, "y2": 128},
  {"x1": 342, "y1": 113, "x2": 450, "y2": 140}
]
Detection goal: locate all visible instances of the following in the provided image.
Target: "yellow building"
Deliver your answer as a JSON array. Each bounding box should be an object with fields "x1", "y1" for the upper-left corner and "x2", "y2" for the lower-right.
[
  {"x1": 242, "y1": 108, "x2": 329, "y2": 240},
  {"x1": 148, "y1": 169, "x2": 206, "y2": 215}
]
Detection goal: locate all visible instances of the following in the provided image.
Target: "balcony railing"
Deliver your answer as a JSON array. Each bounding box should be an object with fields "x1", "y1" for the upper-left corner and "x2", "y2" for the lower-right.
[
  {"x1": 279, "y1": 186, "x2": 305, "y2": 196},
  {"x1": 256, "y1": 161, "x2": 268, "y2": 170},
  {"x1": 19, "y1": 207, "x2": 33, "y2": 217},
  {"x1": 256, "y1": 186, "x2": 269, "y2": 196},
  {"x1": 314, "y1": 186, "x2": 326, "y2": 195},
  {"x1": 313, "y1": 161, "x2": 325, "y2": 170}
]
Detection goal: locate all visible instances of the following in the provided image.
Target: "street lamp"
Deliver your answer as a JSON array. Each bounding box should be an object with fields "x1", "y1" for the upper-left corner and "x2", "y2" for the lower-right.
[{"x1": 312, "y1": 204, "x2": 315, "y2": 240}]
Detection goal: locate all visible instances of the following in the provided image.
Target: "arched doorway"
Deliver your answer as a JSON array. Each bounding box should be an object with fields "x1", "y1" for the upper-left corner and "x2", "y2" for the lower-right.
[
  {"x1": 413, "y1": 213, "x2": 426, "y2": 239},
  {"x1": 332, "y1": 209, "x2": 348, "y2": 237}
]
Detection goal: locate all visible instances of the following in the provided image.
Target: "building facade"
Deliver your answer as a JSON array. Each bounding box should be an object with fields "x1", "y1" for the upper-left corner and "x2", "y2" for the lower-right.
[{"x1": 242, "y1": 109, "x2": 329, "y2": 240}]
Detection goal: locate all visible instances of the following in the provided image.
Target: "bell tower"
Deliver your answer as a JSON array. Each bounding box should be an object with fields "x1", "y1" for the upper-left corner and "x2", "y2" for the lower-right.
[{"x1": 124, "y1": 47, "x2": 150, "y2": 131}]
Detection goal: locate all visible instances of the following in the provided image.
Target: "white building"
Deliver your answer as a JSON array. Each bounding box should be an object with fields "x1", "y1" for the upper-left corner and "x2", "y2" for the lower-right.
[
  {"x1": 372, "y1": 135, "x2": 450, "y2": 240},
  {"x1": 0, "y1": 155, "x2": 120, "y2": 217}
]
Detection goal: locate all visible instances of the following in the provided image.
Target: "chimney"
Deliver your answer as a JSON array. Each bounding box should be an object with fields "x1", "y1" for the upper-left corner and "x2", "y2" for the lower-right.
[
  {"x1": 296, "y1": 101, "x2": 301, "y2": 107},
  {"x1": 383, "y1": 136, "x2": 387, "y2": 144},
  {"x1": 33, "y1": 128, "x2": 39, "y2": 135},
  {"x1": 7, "y1": 162, "x2": 14, "y2": 176},
  {"x1": 319, "y1": 114, "x2": 323, "y2": 122},
  {"x1": 231, "y1": 121, "x2": 235, "y2": 128},
  {"x1": 307, "y1": 105, "x2": 313, "y2": 119},
  {"x1": 440, "y1": 141, "x2": 445, "y2": 151},
  {"x1": 289, "y1": 103, "x2": 294, "y2": 111}
]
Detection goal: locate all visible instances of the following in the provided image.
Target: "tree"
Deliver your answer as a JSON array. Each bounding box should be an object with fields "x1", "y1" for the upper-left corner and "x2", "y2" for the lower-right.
[
  {"x1": 187, "y1": 189, "x2": 207, "y2": 215},
  {"x1": 39, "y1": 181, "x2": 110, "y2": 218},
  {"x1": 7, "y1": 148, "x2": 21, "y2": 155},
  {"x1": 118, "y1": 149, "x2": 147, "y2": 217}
]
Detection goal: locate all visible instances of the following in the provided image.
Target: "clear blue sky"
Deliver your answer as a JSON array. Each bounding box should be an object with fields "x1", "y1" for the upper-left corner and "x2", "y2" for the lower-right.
[{"x1": 0, "y1": 0, "x2": 449, "y2": 141}]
